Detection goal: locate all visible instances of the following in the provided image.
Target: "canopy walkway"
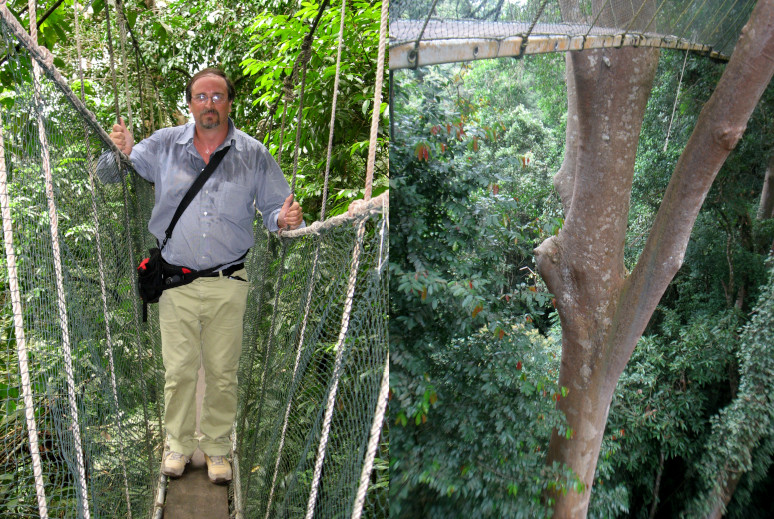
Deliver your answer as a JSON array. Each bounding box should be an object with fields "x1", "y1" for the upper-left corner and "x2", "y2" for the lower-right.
[
  {"x1": 390, "y1": 0, "x2": 756, "y2": 69},
  {"x1": 0, "y1": 0, "x2": 388, "y2": 518}
]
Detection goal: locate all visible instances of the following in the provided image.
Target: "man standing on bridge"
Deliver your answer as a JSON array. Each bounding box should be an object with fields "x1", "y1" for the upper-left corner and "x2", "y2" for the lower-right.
[{"x1": 103, "y1": 67, "x2": 304, "y2": 484}]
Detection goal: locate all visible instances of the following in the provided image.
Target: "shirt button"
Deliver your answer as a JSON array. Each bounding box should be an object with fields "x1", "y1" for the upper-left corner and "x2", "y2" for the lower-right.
[
  {"x1": 203, "y1": 211, "x2": 208, "y2": 216},
  {"x1": 202, "y1": 233, "x2": 206, "y2": 238}
]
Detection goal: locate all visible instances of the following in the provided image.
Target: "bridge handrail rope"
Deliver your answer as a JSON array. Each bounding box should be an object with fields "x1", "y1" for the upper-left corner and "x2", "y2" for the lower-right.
[{"x1": 0, "y1": 0, "x2": 132, "y2": 167}]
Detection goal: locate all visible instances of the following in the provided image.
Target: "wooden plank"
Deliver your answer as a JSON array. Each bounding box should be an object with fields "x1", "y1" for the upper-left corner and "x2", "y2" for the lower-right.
[
  {"x1": 163, "y1": 364, "x2": 230, "y2": 518},
  {"x1": 164, "y1": 449, "x2": 229, "y2": 519},
  {"x1": 389, "y1": 20, "x2": 726, "y2": 70}
]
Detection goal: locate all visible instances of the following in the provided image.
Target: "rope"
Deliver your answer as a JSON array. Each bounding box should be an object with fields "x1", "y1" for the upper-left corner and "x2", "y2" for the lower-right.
[
  {"x1": 234, "y1": 238, "x2": 273, "y2": 516},
  {"x1": 0, "y1": 111, "x2": 50, "y2": 519},
  {"x1": 288, "y1": 42, "x2": 314, "y2": 197},
  {"x1": 583, "y1": 0, "x2": 613, "y2": 40},
  {"x1": 102, "y1": 1, "x2": 135, "y2": 515},
  {"x1": 364, "y1": 0, "x2": 389, "y2": 201},
  {"x1": 27, "y1": 2, "x2": 89, "y2": 517},
  {"x1": 664, "y1": 50, "x2": 689, "y2": 152},
  {"x1": 320, "y1": 0, "x2": 348, "y2": 220},
  {"x1": 409, "y1": 0, "x2": 439, "y2": 67},
  {"x1": 112, "y1": 0, "x2": 134, "y2": 130},
  {"x1": 263, "y1": 240, "x2": 323, "y2": 519},
  {"x1": 68, "y1": 4, "x2": 99, "y2": 518},
  {"x1": 519, "y1": 0, "x2": 550, "y2": 56},
  {"x1": 305, "y1": 217, "x2": 368, "y2": 519},
  {"x1": 641, "y1": 0, "x2": 670, "y2": 34},
  {"x1": 350, "y1": 353, "x2": 389, "y2": 519},
  {"x1": 262, "y1": 2, "x2": 349, "y2": 513}
]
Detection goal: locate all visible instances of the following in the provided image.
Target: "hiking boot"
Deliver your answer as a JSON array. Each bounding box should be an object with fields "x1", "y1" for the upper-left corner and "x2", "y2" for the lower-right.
[
  {"x1": 161, "y1": 451, "x2": 189, "y2": 478},
  {"x1": 205, "y1": 454, "x2": 232, "y2": 484}
]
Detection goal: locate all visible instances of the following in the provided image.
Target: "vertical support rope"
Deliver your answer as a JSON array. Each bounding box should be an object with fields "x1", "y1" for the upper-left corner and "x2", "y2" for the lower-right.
[
  {"x1": 262, "y1": 2, "x2": 349, "y2": 511},
  {"x1": 262, "y1": 240, "x2": 322, "y2": 519},
  {"x1": 363, "y1": 0, "x2": 388, "y2": 201},
  {"x1": 305, "y1": 218, "x2": 367, "y2": 519},
  {"x1": 102, "y1": 1, "x2": 135, "y2": 516},
  {"x1": 112, "y1": 0, "x2": 134, "y2": 130},
  {"x1": 234, "y1": 237, "x2": 274, "y2": 519},
  {"x1": 350, "y1": 353, "x2": 389, "y2": 519},
  {"x1": 0, "y1": 113, "x2": 50, "y2": 519},
  {"x1": 320, "y1": 0, "x2": 348, "y2": 220},
  {"x1": 288, "y1": 41, "x2": 314, "y2": 196},
  {"x1": 27, "y1": 2, "x2": 85, "y2": 517},
  {"x1": 664, "y1": 50, "x2": 689, "y2": 153}
]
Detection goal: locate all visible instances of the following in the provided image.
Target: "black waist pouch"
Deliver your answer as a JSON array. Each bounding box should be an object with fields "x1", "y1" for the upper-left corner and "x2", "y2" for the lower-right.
[{"x1": 137, "y1": 248, "x2": 164, "y2": 321}]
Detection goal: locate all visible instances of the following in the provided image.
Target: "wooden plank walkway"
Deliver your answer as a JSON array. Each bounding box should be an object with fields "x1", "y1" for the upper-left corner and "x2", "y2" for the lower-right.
[{"x1": 163, "y1": 365, "x2": 230, "y2": 519}]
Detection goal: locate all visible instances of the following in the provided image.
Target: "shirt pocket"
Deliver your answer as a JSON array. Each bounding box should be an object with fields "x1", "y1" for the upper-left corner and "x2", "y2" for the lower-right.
[{"x1": 217, "y1": 181, "x2": 255, "y2": 225}]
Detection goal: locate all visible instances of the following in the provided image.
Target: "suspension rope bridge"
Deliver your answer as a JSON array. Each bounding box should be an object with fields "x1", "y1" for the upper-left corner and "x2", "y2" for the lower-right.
[
  {"x1": 390, "y1": 0, "x2": 755, "y2": 69},
  {"x1": 0, "y1": 0, "x2": 388, "y2": 517}
]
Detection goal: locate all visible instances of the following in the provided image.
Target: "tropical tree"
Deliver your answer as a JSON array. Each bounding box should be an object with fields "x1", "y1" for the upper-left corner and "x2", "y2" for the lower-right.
[{"x1": 536, "y1": 2, "x2": 774, "y2": 515}]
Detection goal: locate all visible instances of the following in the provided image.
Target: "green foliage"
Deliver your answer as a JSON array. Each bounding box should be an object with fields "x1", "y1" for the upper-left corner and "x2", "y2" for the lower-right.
[
  {"x1": 241, "y1": 0, "x2": 388, "y2": 219},
  {"x1": 390, "y1": 59, "x2": 566, "y2": 517},
  {"x1": 682, "y1": 261, "x2": 774, "y2": 518},
  {"x1": 391, "y1": 323, "x2": 575, "y2": 518}
]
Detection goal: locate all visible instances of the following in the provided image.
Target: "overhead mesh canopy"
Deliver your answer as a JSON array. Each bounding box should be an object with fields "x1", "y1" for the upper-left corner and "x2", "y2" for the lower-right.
[
  {"x1": 0, "y1": 3, "x2": 388, "y2": 519},
  {"x1": 390, "y1": 0, "x2": 756, "y2": 68}
]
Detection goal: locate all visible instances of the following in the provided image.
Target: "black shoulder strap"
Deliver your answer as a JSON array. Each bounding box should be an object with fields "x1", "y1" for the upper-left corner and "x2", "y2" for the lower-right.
[{"x1": 160, "y1": 145, "x2": 231, "y2": 250}]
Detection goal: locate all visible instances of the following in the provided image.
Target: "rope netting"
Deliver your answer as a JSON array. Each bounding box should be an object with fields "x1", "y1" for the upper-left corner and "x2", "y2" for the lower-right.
[
  {"x1": 0, "y1": 2, "x2": 388, "y2": 518},
  {"x1": 390, "y1": 0, "x2": 756, "y2": 69}
]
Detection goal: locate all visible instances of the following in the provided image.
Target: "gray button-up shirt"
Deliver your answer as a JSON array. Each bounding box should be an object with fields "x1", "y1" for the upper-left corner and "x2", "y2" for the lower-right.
[{"x1": 98, "y1": 119, "x2": 292, "y2": 270}]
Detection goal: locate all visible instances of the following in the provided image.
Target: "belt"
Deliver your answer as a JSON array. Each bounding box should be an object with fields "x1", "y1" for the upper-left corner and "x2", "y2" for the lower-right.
[{"x1": 201, "y1": 263, "x2": 245, "y2": 278}]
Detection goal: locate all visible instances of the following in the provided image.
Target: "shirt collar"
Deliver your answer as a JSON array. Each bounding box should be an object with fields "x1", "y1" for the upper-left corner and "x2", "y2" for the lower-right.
[{"x1": 176, "y1": 117, "x2": 241, "y2": 152}]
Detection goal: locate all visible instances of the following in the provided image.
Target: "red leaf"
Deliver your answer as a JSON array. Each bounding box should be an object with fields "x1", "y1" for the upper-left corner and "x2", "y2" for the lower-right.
[
  {"x1": 516, "y1": 360, "x2": 522, "y2": 370},
  {"x1": 472, "y1": 305, "x2": 483, "y2": 318}
]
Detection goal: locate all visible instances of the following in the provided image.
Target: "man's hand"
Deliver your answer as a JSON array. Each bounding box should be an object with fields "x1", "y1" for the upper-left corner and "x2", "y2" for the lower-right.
[
  {"x1": 110, "y1": 117, "x2": 134, "y2": 155},
  {"x1": 278, "y1": 194, "x2": 303, "y2": 230}
]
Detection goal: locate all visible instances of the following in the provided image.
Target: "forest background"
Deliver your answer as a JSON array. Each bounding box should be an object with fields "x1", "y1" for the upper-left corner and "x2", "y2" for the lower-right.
[{"x1": 390, "y1": 49, "x2": 774, "y2": 518}]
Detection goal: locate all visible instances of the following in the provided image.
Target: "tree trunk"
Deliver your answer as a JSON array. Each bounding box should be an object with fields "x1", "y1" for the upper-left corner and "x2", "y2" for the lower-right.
[
  {"x1": 536, "y1": 45, "x2": 660, "y2": 517},
  {"x1": 648, "y1": 450, "x2": 665, "y2": 519},
  {"x1": 707, "y1": 472, "x2": 742, "y2": 519},
  {"x1": 536, "y1": 1, "x2": 774, "y2": 516},
  {"x1": 757, "y1": 153, "x2": 774, "y2": 220}
]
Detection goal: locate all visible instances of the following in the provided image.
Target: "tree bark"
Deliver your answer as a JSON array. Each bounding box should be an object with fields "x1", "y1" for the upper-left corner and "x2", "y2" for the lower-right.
[
  {"x1": 536, "y1": 45, "x2": 660, "y2": 517},
  {"x1": 537, "y1": 1, "x2": 774, "y2": 516},
  {"x1": 758, "y1": 153, "x2": 774, "y2": 220},
  {"x1": 648, "y1": 450, "x2": 665, "y2": 519}
]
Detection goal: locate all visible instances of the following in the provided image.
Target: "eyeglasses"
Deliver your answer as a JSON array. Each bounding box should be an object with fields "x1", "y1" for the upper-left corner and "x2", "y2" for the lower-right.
[{"x1": 191, "y1": 93, "x2": 228, "y2": 105}]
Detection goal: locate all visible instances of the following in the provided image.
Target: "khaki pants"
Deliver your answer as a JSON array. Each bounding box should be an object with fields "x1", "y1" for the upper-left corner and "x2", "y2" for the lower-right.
[{"x1": 159, "y1": 269, "x2": 249, "y2": 457}]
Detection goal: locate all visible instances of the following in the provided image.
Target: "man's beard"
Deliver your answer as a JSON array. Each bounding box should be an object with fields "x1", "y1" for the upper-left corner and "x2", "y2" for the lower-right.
[{"x1": 200, "y1": 110, "x2": 220, "y2": 129}]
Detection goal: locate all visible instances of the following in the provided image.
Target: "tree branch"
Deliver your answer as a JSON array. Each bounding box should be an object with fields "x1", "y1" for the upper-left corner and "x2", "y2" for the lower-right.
[{"x1": 614, "y1": 1, "x2": 774, "y2": 375}]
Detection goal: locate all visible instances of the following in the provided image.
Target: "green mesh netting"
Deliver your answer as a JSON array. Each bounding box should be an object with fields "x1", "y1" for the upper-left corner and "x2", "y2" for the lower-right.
[{"x1": 0, "y1": 7, "x2": 387, "y2": 519}]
